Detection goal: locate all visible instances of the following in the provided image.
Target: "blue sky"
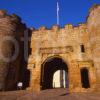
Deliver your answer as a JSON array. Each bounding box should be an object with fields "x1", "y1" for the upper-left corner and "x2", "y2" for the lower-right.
[{"x1": 0, "y1": 0, "x2": 100, "y2": 28}]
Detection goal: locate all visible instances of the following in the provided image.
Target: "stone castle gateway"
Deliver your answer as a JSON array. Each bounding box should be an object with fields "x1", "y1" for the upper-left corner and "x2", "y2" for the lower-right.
[
  {"x1": 27, "y1": 24, "x2": 96, "y2": 92},
  {"x1": 0, "y1": 5, "x2": 100, "y2": 92}
]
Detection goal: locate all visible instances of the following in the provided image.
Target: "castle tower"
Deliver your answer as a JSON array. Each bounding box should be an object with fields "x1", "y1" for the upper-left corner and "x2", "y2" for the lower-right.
[
  {"x1": 87, "y1": 4, "x2": 100, "y2": 90},
  {"x1": 0, "y1": 10, "x2": 26, "y2": 90}
]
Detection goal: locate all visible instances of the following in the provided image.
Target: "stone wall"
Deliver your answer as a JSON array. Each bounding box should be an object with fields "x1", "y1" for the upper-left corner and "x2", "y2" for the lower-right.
[
  {"x1": 0, "y1": 10, "x2": 26, "y2": 90},
  {"x1": 27, "y1": 24, "x2": 96, "y2": 92},
  {"x1": 87, "y1": 4, "x2": 100, "y2": 90}
]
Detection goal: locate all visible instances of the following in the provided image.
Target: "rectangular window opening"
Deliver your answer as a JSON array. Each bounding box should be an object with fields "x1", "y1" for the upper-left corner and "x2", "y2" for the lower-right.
[{"x1": 81, "y1": 45, "x2": 85, "y2": 52}]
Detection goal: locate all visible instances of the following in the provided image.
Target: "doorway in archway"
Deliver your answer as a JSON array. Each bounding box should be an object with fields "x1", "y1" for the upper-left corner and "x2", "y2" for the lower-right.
[{"x1": 41, "y1": 56, "x2": 69, "y2": 90}]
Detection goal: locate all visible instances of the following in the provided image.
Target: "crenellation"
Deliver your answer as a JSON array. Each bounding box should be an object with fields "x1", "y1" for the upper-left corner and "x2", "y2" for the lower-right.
[
  {"x1": 89, "y1": 4, "x2": 100, "y2": 13},
  {"x1": 39, "y1": 26, "x2": 47, "y2": 31},
  {"x1": 31, "y1": 24, "x2": 88, "y2": 39},
  {"x1": 51, "y1": 25, "x2": 60, "y2": 31},
  {"x1": 64, "y1": 24, "x2": 73, "y2": 30},
  {"x1": 78, "y1": 23, "x2": 86, "y2": 28},
  {"x1": 0, "y1": 10, "x2": 7, "y2": 17}
]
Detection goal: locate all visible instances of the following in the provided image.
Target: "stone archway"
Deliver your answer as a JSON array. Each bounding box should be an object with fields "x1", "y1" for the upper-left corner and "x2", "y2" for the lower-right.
[{"x1": 41, "y1": 56, "x2": 69, "y2": 90}]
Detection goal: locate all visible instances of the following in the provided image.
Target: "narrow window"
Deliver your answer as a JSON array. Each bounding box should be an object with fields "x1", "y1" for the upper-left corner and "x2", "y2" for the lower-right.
[{"x1": 81, "y1": 45, "x2": 85, "y2": 52}]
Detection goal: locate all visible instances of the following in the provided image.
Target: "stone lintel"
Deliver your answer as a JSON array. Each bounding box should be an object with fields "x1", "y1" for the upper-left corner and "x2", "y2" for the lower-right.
[
  {"x1": 78, "y1": 61, "x2": 93, "y2": 68},
  {"x1": 39, "y1": 46, "x2": 73, "y2": 54}
]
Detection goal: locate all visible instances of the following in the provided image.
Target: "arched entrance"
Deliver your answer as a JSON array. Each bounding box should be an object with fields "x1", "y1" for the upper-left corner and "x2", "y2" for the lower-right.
[
  {"x1": 81, "y1": 68, "x2": 90, "y2": 88},
  {"x1": 41, "y1": 56, "x2": 68, "y2": 90}
]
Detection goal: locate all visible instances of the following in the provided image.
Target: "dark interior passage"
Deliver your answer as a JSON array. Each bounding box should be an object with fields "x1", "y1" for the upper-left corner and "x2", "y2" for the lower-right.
[
  {"x1": 81, "y1": 68, "x2": 90, "y2": 88},
  {"x1": 41, "y1": 57, "x2": 68, "y2": 90}
]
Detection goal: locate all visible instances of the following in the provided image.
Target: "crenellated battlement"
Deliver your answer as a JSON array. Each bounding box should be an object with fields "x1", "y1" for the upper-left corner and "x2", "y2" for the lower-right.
[
  {"x1": 31, "y1": 23, "x2": 87, "y2": 35},
  {"x1": 89, "y1": 4, "x2": 100, "y2": 13},
  {"x1": 0, "y1": 10, "x2": 7, "y2": 17}
]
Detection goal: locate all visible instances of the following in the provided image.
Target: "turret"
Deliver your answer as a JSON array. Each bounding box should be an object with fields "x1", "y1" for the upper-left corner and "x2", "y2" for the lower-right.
[
  {"x1": 0, "y1": 10, "x2": 27, "y2": 91},
  {"x1": 87, "y1": 4, "x2": 100, "y2": 90}
]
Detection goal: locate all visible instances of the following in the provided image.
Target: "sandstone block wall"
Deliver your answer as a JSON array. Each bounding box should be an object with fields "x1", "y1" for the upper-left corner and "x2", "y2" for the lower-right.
[
  {"x1": 27, "y1": 23, "x2": 96, "y2": 92},
  {"x1": 0, "y1": 10, "x2": 26, "y2": 90},
  {"x1": 87, "y1": 4, "x2": 100, "y2": 90}
]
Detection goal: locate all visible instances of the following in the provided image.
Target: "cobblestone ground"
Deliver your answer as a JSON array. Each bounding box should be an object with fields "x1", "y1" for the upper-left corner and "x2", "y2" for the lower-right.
[{"x1": 0, "y1": 89, "x2": 100, "y2": 100}]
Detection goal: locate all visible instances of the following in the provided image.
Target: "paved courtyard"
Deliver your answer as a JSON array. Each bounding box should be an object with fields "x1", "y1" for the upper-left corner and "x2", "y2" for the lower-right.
[{"x1": 0, "y1": 89, "x2": 100, "y2": 100}]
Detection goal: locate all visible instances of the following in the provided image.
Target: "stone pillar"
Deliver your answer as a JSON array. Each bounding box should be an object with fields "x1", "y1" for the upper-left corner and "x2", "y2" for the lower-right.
[
  {"x1": 89, "y1": 67, "x2": 97, "y2": 89},
  {"x1": 27, "y1": 60, "x2": 41, "y2": 92},
  {"x1": 69, "y1": 60, "x2": 81, "y2": 92},
  {"x1": 87, "y1": 5, "x2": 100, "y2": 90}
]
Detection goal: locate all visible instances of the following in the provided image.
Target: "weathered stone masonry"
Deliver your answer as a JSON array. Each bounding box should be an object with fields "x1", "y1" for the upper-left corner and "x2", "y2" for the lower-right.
[
  {"x1": 0, "y1": 10, "x2": 26, "y2": 90},
  {"x1": 0, "y1": 5, "x2": 100, "y2": 92},
  {"x1": 27, "y1": 24, "x2": 96, "y2": 92}
]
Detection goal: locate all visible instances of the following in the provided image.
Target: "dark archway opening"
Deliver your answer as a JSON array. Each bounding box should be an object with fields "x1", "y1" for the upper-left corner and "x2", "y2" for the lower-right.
[
  {"x1": 41, "y1": 57, "x2": 68, "y2": 90},
  {"x1": 81, "y1": 68, "x2": 90, "y2": 88}
]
